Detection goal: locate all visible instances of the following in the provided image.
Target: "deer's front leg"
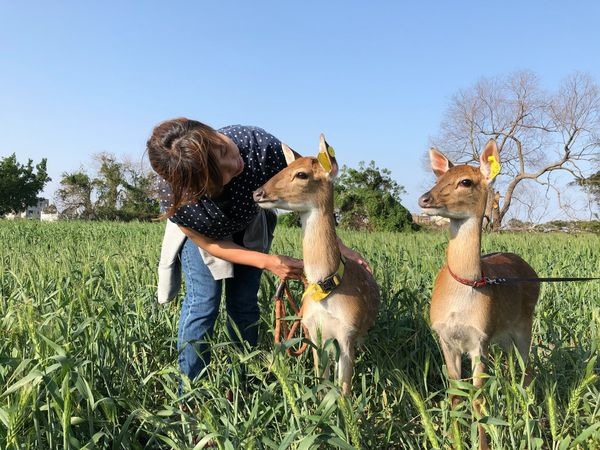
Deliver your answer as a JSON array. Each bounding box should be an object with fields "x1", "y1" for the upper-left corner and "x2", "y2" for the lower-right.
[
  {"x1": 470, "y1": 346, "x2": 490, "y2": 450},
  {"x1": 439, "y1": 339, "x2": 462, "y2": 408},
  {"x1": 337, "y1": 343, "x2": 355, "y2": 396}
]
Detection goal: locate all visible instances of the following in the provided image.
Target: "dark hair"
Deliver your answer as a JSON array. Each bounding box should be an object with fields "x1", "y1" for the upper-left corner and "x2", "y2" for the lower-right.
[{"x1": 147, "y1": 118, "x2": 225, "y2": 217}]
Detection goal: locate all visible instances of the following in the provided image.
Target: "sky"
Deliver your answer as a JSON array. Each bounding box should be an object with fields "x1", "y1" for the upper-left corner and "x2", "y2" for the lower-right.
[{"x1": 2, "y1": 1, "x2": 600, "y2": 219}]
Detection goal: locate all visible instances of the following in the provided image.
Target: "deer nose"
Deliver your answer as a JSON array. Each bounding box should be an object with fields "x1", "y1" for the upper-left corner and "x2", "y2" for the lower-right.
[
  {"x1": 253, "y1": 189, "x2": 265, "y2": 202},
  {"x1": 418, "y1": 192, "x2": 433, "y2": 208}
]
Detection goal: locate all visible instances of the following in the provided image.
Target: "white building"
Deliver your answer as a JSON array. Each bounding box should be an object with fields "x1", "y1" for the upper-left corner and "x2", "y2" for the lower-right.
[
  {"x1": 5, "y1": 198, "x2": 58, "y2": 221},
  {"x1": 412, "y1": 213, "x2": 450, "y2": 227}
]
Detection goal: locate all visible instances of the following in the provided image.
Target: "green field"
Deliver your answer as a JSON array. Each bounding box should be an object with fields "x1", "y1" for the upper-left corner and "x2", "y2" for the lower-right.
[{"x1": 1, "y1": 220, "x2": 599, "y2": 449}]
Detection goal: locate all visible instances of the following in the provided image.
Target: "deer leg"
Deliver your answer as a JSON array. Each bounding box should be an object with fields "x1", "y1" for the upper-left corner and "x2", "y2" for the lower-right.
[
  {"x1": 470, "y1": 346, "x2": 489, "y2": 450},
  {"x1": 311, "y1": 347, "x2": 321, "y2": 379},
  {"x1": 514, "y1": 325, "x2": 534, "y2": 387},
  {"x1": 337, "y1": 343, "x2": 355, "y2": 396},
  {"x1": 307, "y1": 320, "x2": 328, "y2": 381},
  {"x1": 306, "y1": 319, "x2": 323, "y2": 392},
  {"x1": 439, "y1": 339, "x2": 462, "y2": 408},
  {"x1": 310, "y1": 339, "x2": 331, "y2": 388}
]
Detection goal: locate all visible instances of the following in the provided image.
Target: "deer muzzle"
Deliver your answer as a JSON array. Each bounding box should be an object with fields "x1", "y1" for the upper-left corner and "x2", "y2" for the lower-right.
[
  {"x1": 418, "y1": 191, "x2": 434, "y2": 208},
  {"x1": 253, "y1": 189, "x2": 265, "y2": 203}
]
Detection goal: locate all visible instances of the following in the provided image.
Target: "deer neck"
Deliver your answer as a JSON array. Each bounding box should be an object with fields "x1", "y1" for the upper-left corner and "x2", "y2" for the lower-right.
[
  {"x1": 446, "y1": 216, "x2": 483, "y2": 280},
  {"x1": 300, "y1": 207, "x2": 340, "y2": 283}
]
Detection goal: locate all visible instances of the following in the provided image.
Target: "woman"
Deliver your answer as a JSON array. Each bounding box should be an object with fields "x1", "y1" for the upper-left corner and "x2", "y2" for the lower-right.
[{"x1": 147, "y1": 118, "x2": 369, "y2": 381}]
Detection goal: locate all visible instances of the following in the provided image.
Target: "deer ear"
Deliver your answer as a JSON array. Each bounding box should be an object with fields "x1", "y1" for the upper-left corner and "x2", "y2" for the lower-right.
[
  {"x1": 318, "y1": 133, "x2": 339, "y2": 179},
  {"x1": 480, "y1": 139, "x2": 501, "y2": 182},
  {"x1": 281, "y1": 143, "x2": 302, "y2": 166},
  {"x1": 429, "y1": 148, "x2": 453, "y2": 178}
]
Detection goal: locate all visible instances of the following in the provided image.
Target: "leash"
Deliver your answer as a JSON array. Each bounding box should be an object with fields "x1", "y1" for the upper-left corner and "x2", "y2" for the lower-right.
[
  {"x1": 273, "y1": 279, "x2": 311, "y2": 357},
  {"x1": 483, "y1": 275, "x2": 600, "y2": 285},
  {"x1": 448, "y1": 265, "x2": 600, "y2": 288}
]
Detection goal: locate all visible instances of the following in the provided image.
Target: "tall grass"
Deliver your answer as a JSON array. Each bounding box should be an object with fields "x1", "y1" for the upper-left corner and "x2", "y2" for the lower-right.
[{"x1": 0, "y1": 220, "x2": 598, "y2": 449}]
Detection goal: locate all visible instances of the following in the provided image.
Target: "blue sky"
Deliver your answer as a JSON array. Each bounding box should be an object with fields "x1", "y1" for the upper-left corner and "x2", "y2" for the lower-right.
[{"x1": 2, "y1": 1, "x2": 599, "y2": 216}]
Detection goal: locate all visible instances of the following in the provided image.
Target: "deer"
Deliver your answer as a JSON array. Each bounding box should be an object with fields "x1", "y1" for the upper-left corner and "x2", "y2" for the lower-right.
[
  {"x1": 418, "y1": 139, "x2": 540, "y2": 450},
  {"x1": 253, "y1": 134, "x2": 380, "y2": 395}
]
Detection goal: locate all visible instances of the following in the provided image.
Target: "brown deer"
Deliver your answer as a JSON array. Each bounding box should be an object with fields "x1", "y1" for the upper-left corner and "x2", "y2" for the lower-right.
[
  {"x1": 253, "y1": 135, "x2": 380, "y2": 395},
  {"x1": 418, "y1": 139, "x2": 540, "y2": 450}
]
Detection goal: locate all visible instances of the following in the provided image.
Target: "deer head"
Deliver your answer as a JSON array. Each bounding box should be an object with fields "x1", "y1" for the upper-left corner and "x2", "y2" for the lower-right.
[
  {"x1": 418, "y1": 139, "x2": 500, "y2": 220},
  {"x1": 253, "y1": 134, "x2": 339, "y2": 213}
]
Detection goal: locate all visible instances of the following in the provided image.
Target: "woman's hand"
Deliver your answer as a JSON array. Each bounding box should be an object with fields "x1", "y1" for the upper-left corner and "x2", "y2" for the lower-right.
[
  {"x1": 338, "y1": 240, "x2": 373, "y2": 274},
  {"x1": 179, "y1": 226, "x2": 304, "y2": 278},
  {"x1": 264, "y1": 255, "x2": 304, "y2": 280}
]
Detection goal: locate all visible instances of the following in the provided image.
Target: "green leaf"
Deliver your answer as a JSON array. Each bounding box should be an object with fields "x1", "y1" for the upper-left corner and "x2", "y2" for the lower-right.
[
  {"x1": 573, "y1": 422, "x2": 600, "y2": 444},
  {"x1": 2, "y1": 369, "x2": 44, "y2": 397},
  {"x1": 297, "y1": 434, "x2": 322, "y2": 450},
  {"x1": 479, "y1": 416, "x2": 510, "y2": 426}
]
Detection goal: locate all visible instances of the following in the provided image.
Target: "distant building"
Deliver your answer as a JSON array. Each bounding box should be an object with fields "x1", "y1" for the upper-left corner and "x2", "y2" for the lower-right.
[
  {"x1": 411, "y1": 213, "x2": 450, "y2": 227},
  {"x1": 5, "y1": 198, "x2": 58, "y2": 221},
  {"x1": 41, "y1": 210, "x2": 59, "y2": 222}
]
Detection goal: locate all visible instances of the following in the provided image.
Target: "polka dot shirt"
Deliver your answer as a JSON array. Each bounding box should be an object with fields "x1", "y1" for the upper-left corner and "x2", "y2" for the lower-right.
[{"x1": 159, "y1": 125, "x2": 286, "y2": 239}]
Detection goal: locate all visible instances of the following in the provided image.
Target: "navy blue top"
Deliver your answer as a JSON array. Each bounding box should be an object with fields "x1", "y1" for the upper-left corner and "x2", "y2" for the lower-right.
[{"x1": 160, "y1": 125, "x2": 286, "y2": 239}]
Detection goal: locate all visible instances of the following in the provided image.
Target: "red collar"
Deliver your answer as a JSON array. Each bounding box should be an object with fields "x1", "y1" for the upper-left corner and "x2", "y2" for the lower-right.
[{"x1": 447, "y1": 265, "x2": 488, "y2": 288}]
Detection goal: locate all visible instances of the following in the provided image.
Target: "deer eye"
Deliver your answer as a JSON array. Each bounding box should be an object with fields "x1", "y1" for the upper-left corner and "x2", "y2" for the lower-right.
[
  {"x1": 459, "y1": 179, "x2": 473, "y2": 187},
  {"x1": 295, "y1": 172, "x2": 308, "y2": 180}
]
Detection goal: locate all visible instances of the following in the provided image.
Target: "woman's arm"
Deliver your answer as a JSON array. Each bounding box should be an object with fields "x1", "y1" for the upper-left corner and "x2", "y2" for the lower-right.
[
  {"x1": 337, "y1": 237, "x2": 373, "y2": 273},
  {"x1": 179, "y1": 225, "x2": 304, "y2": 280}
]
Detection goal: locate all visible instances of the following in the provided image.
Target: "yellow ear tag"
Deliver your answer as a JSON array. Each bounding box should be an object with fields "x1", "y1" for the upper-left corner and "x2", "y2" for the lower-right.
[
  {"x1": 317, "y1": 144, "x2": 335, "y2": 172},
  {"x1": 488, "y1": 155, "x2": 501, "y2": 180}
]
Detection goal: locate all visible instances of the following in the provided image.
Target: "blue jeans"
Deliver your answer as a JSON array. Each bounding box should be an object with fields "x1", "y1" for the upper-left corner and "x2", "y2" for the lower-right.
[{"x1": 178, "y1": 238, "x2": 263, "y2": 381}]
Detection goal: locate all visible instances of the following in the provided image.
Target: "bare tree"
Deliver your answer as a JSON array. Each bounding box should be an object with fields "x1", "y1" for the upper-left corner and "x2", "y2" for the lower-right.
[
  {"x1": 54, "y1": 154, "x2": 160, "y2": 220},
  {"x1": 432, "y1": 70, "x2": 600, "y2": 229},
  {"x1": 55, "y1": 169, "x2": 95, "y2": 219}
]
